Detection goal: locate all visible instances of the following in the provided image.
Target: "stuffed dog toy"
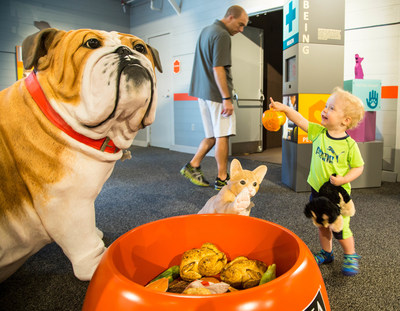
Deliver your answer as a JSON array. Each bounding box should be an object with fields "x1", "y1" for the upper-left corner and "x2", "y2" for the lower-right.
[
  {"x1": 0, "y1": 28, "x2": 162, "y2": 282},
  {"x1": 304, "y1": 180, "x2": 355, "y2": 232}
]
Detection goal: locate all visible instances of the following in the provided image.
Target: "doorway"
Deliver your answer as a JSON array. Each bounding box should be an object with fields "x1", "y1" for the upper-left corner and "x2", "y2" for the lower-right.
[
  {"x1": 248, "y1": 9, "x2": 283, "y2": 151},
  {"x1": 230, "y1": 25, "x2": 265, "y2": 155}
]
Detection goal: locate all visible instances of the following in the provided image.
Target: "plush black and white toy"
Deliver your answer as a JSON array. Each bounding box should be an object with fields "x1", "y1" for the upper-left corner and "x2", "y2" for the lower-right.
[{"x1": 304, "y1": 180, "x2": 355, "y2": 232}]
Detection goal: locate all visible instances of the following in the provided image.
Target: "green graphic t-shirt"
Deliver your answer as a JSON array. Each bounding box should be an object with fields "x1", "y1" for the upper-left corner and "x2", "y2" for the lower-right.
[{"x1": 307, "y1": 122, "x2": 364, "y2": 194}]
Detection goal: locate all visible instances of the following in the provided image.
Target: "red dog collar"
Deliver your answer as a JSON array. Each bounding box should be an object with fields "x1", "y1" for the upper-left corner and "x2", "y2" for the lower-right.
[{"x1": 25, "y1": 72, "x2": 120, "y2": 154}]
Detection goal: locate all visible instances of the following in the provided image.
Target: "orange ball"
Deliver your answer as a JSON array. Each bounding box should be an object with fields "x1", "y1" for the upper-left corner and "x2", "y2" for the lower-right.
[{"x1": 262, "y1": 110, "x2": 286, "y2": 132}]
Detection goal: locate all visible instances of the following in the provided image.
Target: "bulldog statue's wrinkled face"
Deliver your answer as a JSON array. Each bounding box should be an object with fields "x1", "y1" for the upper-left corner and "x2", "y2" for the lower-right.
[{"x1": 22, "y1": 28, "x2": 163, "y2": 149}]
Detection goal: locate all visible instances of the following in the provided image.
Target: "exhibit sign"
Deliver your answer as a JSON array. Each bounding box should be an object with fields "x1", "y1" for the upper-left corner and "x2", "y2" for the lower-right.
[
  {"x1": 282, "y1": 93, "x2": 330, "y2": 144},
  {"x1": 283, "y1": 0, "x2": 299, "y2": 50}
]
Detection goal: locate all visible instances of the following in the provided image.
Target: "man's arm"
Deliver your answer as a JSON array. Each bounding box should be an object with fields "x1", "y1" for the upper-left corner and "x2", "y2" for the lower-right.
[{"x1": 213, "y1": 66, "x2": 233, "y2": 116}]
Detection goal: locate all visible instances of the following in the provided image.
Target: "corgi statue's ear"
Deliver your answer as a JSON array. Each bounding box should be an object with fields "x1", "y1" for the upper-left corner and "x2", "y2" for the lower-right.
[
  {"x1": 253, "y1": 165, "x2": 267, "y2": 184},
  {"x1": 230, "y1": 159, "x2": 242, "y2": 179}
]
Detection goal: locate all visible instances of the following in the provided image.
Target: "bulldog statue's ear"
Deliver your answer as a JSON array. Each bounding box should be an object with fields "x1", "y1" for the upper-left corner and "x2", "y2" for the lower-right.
[
  {"x1": 22, "y1": 28, "x2": 60, "y2": 70},
  {"x1": 34, "y1": 20, "x2": 51, "y2": 30},
  {"x1": 147, "y1": 44, "x2": 163, "y2": 73}
]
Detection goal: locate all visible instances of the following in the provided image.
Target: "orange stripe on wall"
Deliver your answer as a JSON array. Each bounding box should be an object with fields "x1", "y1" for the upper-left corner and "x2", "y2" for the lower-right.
[
  {"x1": 381, "y1": 86, "x2": 398, "y2": 99},
  {"x1": 174, "y1": 89, "x2": 398, "y2": 100},
  {"x1": 174, "y1": 93, "x2": 198, "y2": 101}
]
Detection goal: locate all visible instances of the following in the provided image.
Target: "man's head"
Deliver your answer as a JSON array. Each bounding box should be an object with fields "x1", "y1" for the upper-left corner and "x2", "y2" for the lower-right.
[{"x1": 222, "y1": 5, "x2": 249, "y2": 36}]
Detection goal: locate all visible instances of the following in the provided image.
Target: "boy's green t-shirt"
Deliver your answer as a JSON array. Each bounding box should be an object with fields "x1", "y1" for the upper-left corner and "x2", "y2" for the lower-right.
[{"x1": 307, "y1": 122, "x2": 364, "y2": 194}]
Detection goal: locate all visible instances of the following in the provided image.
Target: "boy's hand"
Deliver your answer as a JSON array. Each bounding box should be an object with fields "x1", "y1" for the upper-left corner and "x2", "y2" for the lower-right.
[
  {"x1": 330, "y1": 166, "x2": 364, "y2": 186},
  {"x1": 330, "y1": 174, "x2": 345, "y2": 186},
  {"x1": 269, "y1": 97, "x2": 286, "y2": 112},
  {"x1": 269, "y1": 97, "x2": 309, "y2": 133}
]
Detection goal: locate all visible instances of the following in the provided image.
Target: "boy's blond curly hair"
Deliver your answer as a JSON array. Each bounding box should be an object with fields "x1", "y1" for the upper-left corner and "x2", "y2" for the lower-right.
[{"x1": 332, "y1": 87, "x2": 365, "y2": 129}]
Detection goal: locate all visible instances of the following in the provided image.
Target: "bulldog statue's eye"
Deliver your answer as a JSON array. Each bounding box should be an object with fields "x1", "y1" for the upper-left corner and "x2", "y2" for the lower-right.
[
  {"x1": 84, "y1": 38, "x2": 101, "y2": 49},
  {"x1": 134, "y1": 44, "x2": 146, "y2": 54}
]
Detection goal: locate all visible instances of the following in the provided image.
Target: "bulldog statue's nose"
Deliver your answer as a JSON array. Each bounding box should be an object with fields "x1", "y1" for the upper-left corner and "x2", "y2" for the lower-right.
[{"x1": 116, "y1": 46, "x2": 133, "y2": 57}]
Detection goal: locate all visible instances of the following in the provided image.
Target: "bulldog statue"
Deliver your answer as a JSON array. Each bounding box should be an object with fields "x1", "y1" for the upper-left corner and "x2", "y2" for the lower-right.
[{"x1": 0, "y1": 28, "x2": 162, "y2": 282}]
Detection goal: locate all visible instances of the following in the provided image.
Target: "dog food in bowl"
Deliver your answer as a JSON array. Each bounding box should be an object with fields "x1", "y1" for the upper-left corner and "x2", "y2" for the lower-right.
[{"x1": 145, "y1": 243, "x2": 277, "y2": 295}]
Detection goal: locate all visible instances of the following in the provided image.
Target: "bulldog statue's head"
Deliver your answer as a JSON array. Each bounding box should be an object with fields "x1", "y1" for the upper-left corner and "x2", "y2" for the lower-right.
[{"x1": 22, "y1": 28, "x2": 162, "y2": 150}]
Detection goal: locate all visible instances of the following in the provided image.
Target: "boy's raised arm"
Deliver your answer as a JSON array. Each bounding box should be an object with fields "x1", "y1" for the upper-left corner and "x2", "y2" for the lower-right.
[{"x1": 269, "y1": 97, "x2": 309, "y2": 133}]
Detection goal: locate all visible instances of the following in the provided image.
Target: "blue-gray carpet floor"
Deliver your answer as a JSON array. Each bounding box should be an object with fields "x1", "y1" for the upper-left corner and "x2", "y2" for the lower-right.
[{"x1": 1, "y1": 146, "x2": 399, "y2": 310}]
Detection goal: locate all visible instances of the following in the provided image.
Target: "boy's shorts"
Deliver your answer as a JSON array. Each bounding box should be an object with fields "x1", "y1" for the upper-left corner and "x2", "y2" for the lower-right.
[{"x1": 198, "y1": 98, "x2": 236, "y2": 138}]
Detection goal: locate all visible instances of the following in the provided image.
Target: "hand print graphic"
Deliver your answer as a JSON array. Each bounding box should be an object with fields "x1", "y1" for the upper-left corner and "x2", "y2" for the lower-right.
[{"x1": 366, "y1": 90, "x2": 379, "y2": 110}]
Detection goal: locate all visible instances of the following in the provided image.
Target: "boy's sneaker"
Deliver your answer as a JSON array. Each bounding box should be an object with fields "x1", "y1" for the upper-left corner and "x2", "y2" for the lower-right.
[
  {"x1": 314, "y1": 249, "x2": 334, "y2": 265},
  {"x1": 214, "y1": 174, "x2": 230, "y2": 191},
  {"x1": 342, "y1": 253, "x2": 361, "y2": 276},
  {"x1": 180, "y1": 162, "x2": 209, "y2": 187}
]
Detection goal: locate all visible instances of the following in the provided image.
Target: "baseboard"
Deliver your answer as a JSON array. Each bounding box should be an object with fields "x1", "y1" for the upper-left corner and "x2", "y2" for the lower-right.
[
  {"x1": 170, "y1": 144, "x2": 215, "y2": 157},
  {"x1": 132, "y1": 140, "x2": 149, "y2": 147},
  {"x1": 381, "y1": 170, "x2": 398, "y2": 183}
]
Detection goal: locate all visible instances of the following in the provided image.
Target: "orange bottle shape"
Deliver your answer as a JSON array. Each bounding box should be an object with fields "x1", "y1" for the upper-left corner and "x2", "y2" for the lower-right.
[{"x1": 262, "y1": 109, "x2": 286, "y2": 132}]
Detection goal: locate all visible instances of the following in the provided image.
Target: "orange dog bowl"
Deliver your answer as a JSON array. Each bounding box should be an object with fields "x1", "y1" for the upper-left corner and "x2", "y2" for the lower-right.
[
  {"x1": 83, "y1": 214, "x2": 330, "y2": 311},
  {"x1": 262, "y1": 110, "x2": 286, "y2": 132}
]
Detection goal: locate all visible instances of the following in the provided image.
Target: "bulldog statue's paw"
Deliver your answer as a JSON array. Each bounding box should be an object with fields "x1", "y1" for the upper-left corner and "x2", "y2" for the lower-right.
[{"x1": 70, "y1": 241, "x2": 106, "y2": 281}]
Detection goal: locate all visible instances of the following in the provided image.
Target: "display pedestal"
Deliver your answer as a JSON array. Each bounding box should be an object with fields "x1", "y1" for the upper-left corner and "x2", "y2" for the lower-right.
[
  {"x1": 343, "y1": 79, "x2": 382, "y2": 111},
  {"x1": 347, "y1": 111, "x2": 376, "y2": 142},
  {"x1": 352, "y1": 141, "x2": 383, "y2": 188},
  {"x1": 281, "y1": 140, "x2": 311, "y2": 192}
]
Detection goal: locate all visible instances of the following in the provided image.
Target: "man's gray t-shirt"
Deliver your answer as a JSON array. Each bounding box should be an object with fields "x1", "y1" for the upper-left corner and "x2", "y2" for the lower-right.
[{"x1": 189, "y1": 20, "x2": 233, "y2": 103}]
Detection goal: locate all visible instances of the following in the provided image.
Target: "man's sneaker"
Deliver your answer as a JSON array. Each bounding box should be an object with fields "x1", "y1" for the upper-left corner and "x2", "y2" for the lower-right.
[
  {"x1": 314, "y1": 249, "x2": 334, "y2": 265},
  {"x1": 180, "y1": 163, "x2": 209, "y2": 187},
  {"x1": 214, "y1": 174, "x2": 230, "y2": 191},
  {"x1": 342, "y1": 253, "x2": 361, "y2": 276}
]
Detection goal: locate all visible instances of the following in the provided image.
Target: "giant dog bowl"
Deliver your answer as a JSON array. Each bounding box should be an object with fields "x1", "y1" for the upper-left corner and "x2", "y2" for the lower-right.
[{"x1": 83, "y1": 214, "x2": 330, "y2": 311}]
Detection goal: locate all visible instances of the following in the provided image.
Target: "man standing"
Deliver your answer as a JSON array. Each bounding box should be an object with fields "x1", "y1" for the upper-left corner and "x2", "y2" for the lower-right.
[{"x1": 180, "y1": 5, "x2": 248, "y2": 190}]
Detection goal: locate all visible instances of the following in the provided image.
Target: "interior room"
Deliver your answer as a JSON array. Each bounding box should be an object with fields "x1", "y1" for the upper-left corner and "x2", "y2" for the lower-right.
[{"x1": 0, "y1": 0, "x2": 399, "y2": 310}]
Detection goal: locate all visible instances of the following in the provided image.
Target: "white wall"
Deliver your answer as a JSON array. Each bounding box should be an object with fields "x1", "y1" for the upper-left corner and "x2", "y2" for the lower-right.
[
  {"x1": 0, "y1": 0, "x2": 130, "y2": 90},
  {"x1": 130, "y1": 0, "x2": 400, "y2": 181},
  {"x1": 344, "y1": 0, "x2": 400, "y2": 180}
]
